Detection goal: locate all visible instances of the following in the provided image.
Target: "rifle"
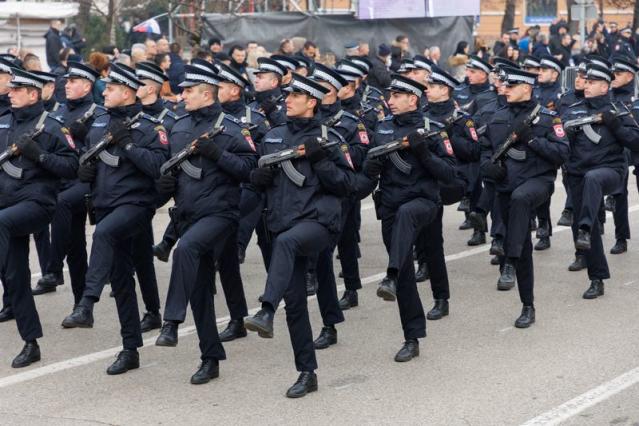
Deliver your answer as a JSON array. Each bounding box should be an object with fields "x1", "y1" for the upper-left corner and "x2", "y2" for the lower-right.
[
  {"x1": 257, "y1": 136, "x2": 339, "y2": 187},
  {"x1": 0, "y1": 112, "x2": 48, "y2": 179},
  {"x1": 79, "y1": 113, "x2": 141, "y2": 167},
  {"x1": 366, "y1": 128, "x2": 439, "y2": 175},
  {"x1": 491, "y1": 104, "x2": 542, "y2": 164},
  {"x1": 563, "y1": 109, "x2": 629, "y2": 144},
  {"x1": 159, "y1": 126, "x2": 225, "y2": 179}
]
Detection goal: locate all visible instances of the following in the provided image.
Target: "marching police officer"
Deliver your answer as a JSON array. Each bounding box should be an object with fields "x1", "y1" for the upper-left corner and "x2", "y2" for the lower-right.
[
  {"x1": 243, "y1": 73, "x2": 355, "y2": 398},
  {"x1": 249, "y1": 57, "x2": 288, "y2": 127},
  {"x1": 481, "y1": 66, "x2": 569, "y2": 327},
  {"x1": 415, "y1": 65, "x2": 478, "y2": 318},
  {"x1": 154, "y1": 64, "x2": 257, "y2": 384},
  {"x1": 362, "y1": 75, "x2": 456, "y2": 362},
  {"x1": 33, "y1": 62, "x2": 105, "y2": 301},
  {"x1": 0, "y1": 67, "x2": 78, "y2": 367},
  {"x1": 565, "y1": 63, "x2": 639, "y2": 299},
  {"x1": 60, "y1": 63, "x2": 168, "y2": 376}
]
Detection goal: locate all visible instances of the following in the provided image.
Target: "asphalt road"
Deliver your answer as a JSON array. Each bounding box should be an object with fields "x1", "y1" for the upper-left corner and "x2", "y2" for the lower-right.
[{"x1": 0, "y1": 176, "x2": 638, "y2": 426}]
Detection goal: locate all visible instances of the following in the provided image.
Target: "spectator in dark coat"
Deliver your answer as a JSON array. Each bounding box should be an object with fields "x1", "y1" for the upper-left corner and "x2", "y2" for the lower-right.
[
  {"x1": 44, "y1": 20, "x2": 64, "y2": 70},
  {"x1": 167, "y1": 42, "x2": 185, "y2": 94},
  {"x1": 367, "y1": 43, "x2": 392, "y2": 91},
  {"x1": 533, "y1": 34, "x2": 552, "y2": 58}
]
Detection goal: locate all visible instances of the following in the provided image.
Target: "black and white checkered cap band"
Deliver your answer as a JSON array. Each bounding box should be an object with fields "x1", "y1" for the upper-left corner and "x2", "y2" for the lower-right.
[
  {"x1": 390, "y1": 79, "x2": 422, "y2": 96},
  {"x1": 0, "y1": 62, "x2": 12, "y2": 74},
  {"x1": 524, "y1": 58, "x2": 541, "y2": 68},
  {"x1": 429, "y1": 72, "x2": 457, "y2": 88},
  {"x1": 350, "y1": 59, "x2": 370, "y2": 72},
  {"x1": 413, "y1": 59, "x2": 432, "y2": 72},
  {"x1": 136, "y1": 69, "x2": 164, "y2": 84},
  {"x1": 339, "y1": 72, "x2": 358, "y2": 82},
  {"x1": 291, "y1": 79, "x2": 325, "y2": 99},
  {"x1": 192, "y1": 63, "x2": 214, "y2": 73},
  {"x1": 337, "y1": 63, "x2": 364, "y2": 77},
  {"x1": 586, "y1": 68, "x2": 611, "y2": 82},
  {"x1": 258, "y1": 63, "x2": 284, "y2": 75},
  {"x1": 68, "y1": 67, "x2": 96, "y2": 82},
  {"x1": 184, "y1": 72, "x2": 219, "y2": 86},
  {"x1": 578, "y1": 62, "x2": 588, "y2": 72},
  {"x1": 540, "y1": 58, "x2": 562, "y2": 73},
  {"x1": 11, "y1": 73, "x2": 44, "y2": 89},
  {"x1": 276, "y1": 59, "x2": 297, "y2": 71},
  {"x1": 217, "y1": 68, "x2": 245, "y2": 87},
  {"x1": 313, "y1": 69, "x2": 343, "y2": 90},
  {"x1": 504, "y1": 74, "x2": 536, "y2": 85},
  {"x1": 589, "y1": 58, "x2": 609, "y2": 69},
  {"x1": 612, "y1": 62, "x2": 636, "y2": 73},
  {"x1": 108, "y1": 70, "x2": 140, "y2": 89},
  {"x1": 468, "y1": 58, "x2": 491, "y2": 73}
]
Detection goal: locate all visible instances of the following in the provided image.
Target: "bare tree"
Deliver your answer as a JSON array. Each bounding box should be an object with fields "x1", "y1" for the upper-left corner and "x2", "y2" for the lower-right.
[{"x1": 501, "y1": 0, "x2": 516, "y2": 35}]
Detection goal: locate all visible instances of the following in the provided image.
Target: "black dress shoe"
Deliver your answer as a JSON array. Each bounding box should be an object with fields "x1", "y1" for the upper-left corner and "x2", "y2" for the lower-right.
[
  {"x1": 286, "y1": 371, "x2": 318, "y2": 398},
  {"x1": 33, "y1": 273, "x2": 64, "y2": 295},
  {"x1": 575, "y1": 229, "x2": 591, "y2": 251},
  {"x1": 218, "y1": 319, "x2": 247, "y2": 342},
  {"x1": 490, "y1": 255, "x2": 501, "y2": 265},
  {"x1": 604, "y1": 195, "x2": 616, "y2": 212},
  {"x1": 489, "y1": 238, "x2": 504, "y2": 256},
  {"x1": 376, "y1": 276, "x2": 397, "y2": 301},
  {"x1": 152, "y1": 240, "x2": 172, "y2": 263},
  {"x1": 534, "y1": 236, "x2": 551, "y2": 251},
  {"x1": 457, "y1": 197, "x2": 470, "y2": 212},
  {"x1": 610, "y1": 239, "x2": 627, "y2": 255},
  {"x1": 106, "y1": 350, "x2": 139, "y2": 375},
  {"x1": 244, "y1": 309, "x2": 274, "y2": 338},
  {"x1": 11, "y1": 341, "x2": 40, "y2": 368},
  {"x1": 61, "y1": 306, "x2": 94, "y2": 328},
  {"x1": 0, "y1": 306, "x2": 15, "y2": 323},
  {"x1": 557, "y1": 209, "x2": 573, "y2": 226},
  {"x1": 305, "y1": 272, "x2": 317, "y2": 296},
  {"x1": 514, "y1": 305, "x2": 535, "y2": 328},
  {"x1": 426, "y1": 299, "x2": 449, "y2": 320},
  {"x1": 458, "y1": 218, "x2": 473, "y2": 230},
  {"x1": 468, "y1": 211, "x2": 487, "y2": 232},
  {"x1": 394, "y1": 339, "x2": 419, "y2": 362},
  {"x1": 583, "y1": 279, "x2": 604, "y2": 299},
  {"x1": 155, "y1": 321, "x2": 179, "y2": 346},
  {"x1": 338, "y1": 290, "x2": 358, "y2": 310},
  {"x1": 467, "y1": 230, "x2": 486, "y2": 246},
  {"x1": 140, "y1": 311, "x2": 162, "y2": 333},
  {"x1": 313, "y1": 326, "x2": 337, "y2": 350},
  {"x1": 415, "y1": 262, "x2": 430, "y2": 282},
  {"x1": 237, "y1": 246, "x2": 246, "y2": 264},
  {"x1": 497, "y1": 261, "x2": 516, "y2": 291},
  {"x1": 191, "y1": 358, "x2": 219, "y2": 384},
  {"x1": 31, "y1": 283, "x2": 57, "y2": 295},
  {"x1": 568, "y1": 255, "x2": 587, "y2": 271}
]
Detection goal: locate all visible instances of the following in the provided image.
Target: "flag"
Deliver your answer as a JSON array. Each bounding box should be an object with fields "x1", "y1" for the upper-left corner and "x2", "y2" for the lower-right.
[{"x1": 133, "y1": 18, "x2": 161, "y2": 34}]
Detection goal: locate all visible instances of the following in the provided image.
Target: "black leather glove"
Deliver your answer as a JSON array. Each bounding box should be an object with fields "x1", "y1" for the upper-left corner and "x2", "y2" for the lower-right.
[
  {"x1": 408, "y1": 130, "x2": 431, "y2": 160},
  {"x1": 601, "y1": 111, "x2": 622, "y2": 130},
  {"x1": 197, "y1": 138, "x2": 223, "y2": 161},
  {"x1": 68, "y1": 121, "x2": 88, "y2": 142},
  {"x1": 156, "y1": 174, "x2": 177, "y2": 195},
  {"x1": 363, "y1": 158, "x2": 384, "y2": 178},
  {"x1": 304, "y1": 137, "x2": 327, "y2": 164},
  {"x1": 250, "y1": 167, "x2": 274, "y2": 189},
  {"x1": 77, "y1": 163, "x2": 97, "y2": 182},
  {"x1": 481, "y1": 162, "x2": 506, "y2": 182},
  {"x1": 15, "y1": 134, "x2": 43, "y2": 162},
  {"x1": 515, "y1": 126, "x2": 534, "y2": 144},
  {"x1": 109, "y1": 120, "x2": 133, "y2": 148},
  {"x1": 259, "y1": 97, "x2": 278, "y2": 116}
]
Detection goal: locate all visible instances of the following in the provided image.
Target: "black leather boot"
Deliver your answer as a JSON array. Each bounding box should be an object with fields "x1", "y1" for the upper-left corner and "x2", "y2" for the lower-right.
[
  {"x1": 583, "y1": 279, "x2": 604, "y2": 299},
  {"x1": 218, "y1": 319, "x2": 247, "y2": 342},
  {"x1": 426, "y1": 299, "x2": 449, "y2": 320},
  {"x1": 313, "y1": 326, "x2": 337, "y2": 350},
  {"x1": 514, "y1": 305, "x2": 535, "y2": 328},
  {"x1": 244, "y1": 308, "x2": 275, "y2": 338},
  {"x1": 286, "y1": 371, "x2": 318, "y2": 398},
  {"x1": 497, "y1": 260, "x2": 516, "y2": 291},
  {"x1": 394, "y1": 339, "x2": 419, "y2": 362},
  {"x1": 415, "y1": 262, "x2": 430, "y2": 282},
  {"x1": 338, "y1": 290, "x2": 358, "y2": 310}
]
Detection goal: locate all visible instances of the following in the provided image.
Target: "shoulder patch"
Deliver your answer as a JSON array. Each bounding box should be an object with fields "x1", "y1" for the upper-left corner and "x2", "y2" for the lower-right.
[
  {"x1": 541, "y1": 107, "x2": 558, "y2": 116},
  {"x1": 154, "y1": 125, "x2": 169, "y2": 145},
  {"x1": 60, "y1": 127, "x2": 76, "y2": 149},
  {"x1": 440, "y1": 132, "x2": 454, "y2": 156},
  {"x1": 241, "y1": 127, "x2": 256, "y2": 151},
  {"x1": 340, "y1": 143, "x2": 355, "y2": 169}
]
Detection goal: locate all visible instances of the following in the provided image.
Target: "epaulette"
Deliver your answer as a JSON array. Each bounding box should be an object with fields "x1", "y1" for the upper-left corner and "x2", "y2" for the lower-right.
[
  {"x1": 139, "y1": 113, "x2": 161, "y2": 124},
  {"x1": 379, "y1": 115, "x2": 393, "y2": 122},
  {"x1": 453, "y1": 83, "x2": 468, "y2": 92},
  {"x1": 540, "y1": 107, "x2": 558, "y2": 116},
  {"x1": 428, "y1": 119, "x2": 445, "y2": 129},
  {"x1": 164, "y1": 109, "x2": 179, "y2": 121},
  {"x1": 340, "y1": 111, "x2": 359, "y2": 122},
  {"x1": 46, "y1": 113, "x2": 64, "y2": 124},
  {"x1": 175, "y1": 113, "x2": 190, "y2": 122},
  {"x1": 328, "y1": 127, "x2": 346, "y2": 143},
  {"x1": 568, "y1": 99, "x2": 585, "y2": 108},
  {"x1": 250, "y1": 108, "x2": 266, "y2": 118},
  {"x1": 223, "y1": 114, "x2": 243, "y2": 126}
]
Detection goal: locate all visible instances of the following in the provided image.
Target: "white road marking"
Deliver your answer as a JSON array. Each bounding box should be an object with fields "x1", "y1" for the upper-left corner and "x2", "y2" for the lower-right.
[
  {"x1": 0, "y1": 203, "x2": 637, "y2": 417},
  {"x1": 520, "y1": 366, "x2": 639, "y2": 426},
  {"x1": 623, "y1": 281, "x2": 635, "y2": 287},
  {"x1": 498, "y1": 327, "x2": 513, "y2": 333}
]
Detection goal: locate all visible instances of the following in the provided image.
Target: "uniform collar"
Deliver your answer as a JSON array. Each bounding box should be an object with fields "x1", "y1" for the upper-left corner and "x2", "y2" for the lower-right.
[
  {"x1": 539, "y1": 80, "x2": 560, "y2": 90},
  {"x1": 613, "y1": 81, "x2": 634, "y2": 97},
  {"x1": 191, "y1": 102, "x2": 222, "y2": 124},
  {"x1": 469, "y1": 80, "x2": 491, "y2": 94},
  {"x1": 286, "y1": 116, "x2": 319, "y2": 134},
  {"x1": 109, "y1": 101, "x2": 143, "y2": 120},
  {"x1": 507, "y1": 98, "x2": 538, "y2": 114},
  {"x1": 340, "y1": 93, "x2": 361, "y2": 112},
  {"x1": 392, "y1": 109, "x2": 423, "y2": 127},
  {"x1": 319, "y1": 101, "x2": 341, "y2": 119},
  {"x1": 255, "y1": 87, "x2": 282, "y2": 103},
  {"x1": 585, "y1": 94, "x2": 610, "y2": 110},
  {"x1": 43, "y1": 97, "x2": 57, "y2": 112},
  {"x1": 67, "y1": 92, "x2": 95, "y2": 111},
  {"x1": 13, "y1": 101, "x2": 45, "y2": 123},
  {"x1": 221, "y1": 99, "x2": 245, "y2": 116},
  {"x1": 427, "y1": 98, "x2": 454, "y2": 116},
  {"x1": 142, "y1": 97, "x2": 165, "y2": 116}
]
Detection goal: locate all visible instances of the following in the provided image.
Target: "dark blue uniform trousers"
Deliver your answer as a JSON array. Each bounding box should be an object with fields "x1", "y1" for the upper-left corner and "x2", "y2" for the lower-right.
[
  {"x1": 0, "y1": 201, "x2": 52, "y2": 341},
  {"x1": 163, "y1": 215, "x2": 232, "y2": 360},
  {"x1": 46, "y1": 182, "x2": 89, "y2": 304},
  {"x1": 32, "y1": 228, "x2": 50, "y2": 275},
  {"x1": 237, "y1": 188, "x2": 272, "y2": 269},
  {"x1": 337, "y1": 198, "x2": 362, "y2": 291},
  {"x1": 497, "y1": 178, "x2": 553, "y2": 305},
  {"x1": 80, "y1": 205, "x2": 153, "y2": 350},
  {"x1": 477, "y1": 181, "x2": 505, "y2": 239},
  {"x1": 382, "y1": 198, "x2": 434, "y2": 341},
  {"x1": 415, "y1": 206, "x2": 450, "y2": 300},
  {"x1": 131, "y1": 219, "x2": 161, "y2": 314},
  {"x1": 611, "y1": 169, "x2": 631, "y2": 241},
  {"x1": 215, "y1": 229, "x2": 248, "y2": 320},
  {"x1": 568, "y1": 168, "x2": 622, "y2": 281},
  {"x1": 262, "y1": 221, "x2": 332, "y2": 372}
]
